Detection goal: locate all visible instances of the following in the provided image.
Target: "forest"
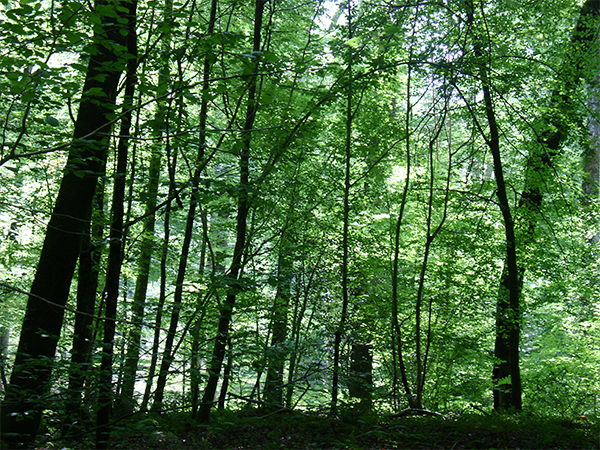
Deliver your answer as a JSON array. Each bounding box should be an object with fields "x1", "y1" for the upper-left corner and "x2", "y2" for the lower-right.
[{"x1": 0, "y1": 0, "x2": 599, "y2": 448}]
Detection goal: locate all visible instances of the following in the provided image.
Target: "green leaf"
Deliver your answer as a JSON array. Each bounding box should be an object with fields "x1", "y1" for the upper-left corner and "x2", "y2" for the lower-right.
[
  {"x1": 346, "y1": 37, "x2": 361, "y2": 48},
  {"x1": 45, "y1": 115, "x2": 59, "y2": 127}
]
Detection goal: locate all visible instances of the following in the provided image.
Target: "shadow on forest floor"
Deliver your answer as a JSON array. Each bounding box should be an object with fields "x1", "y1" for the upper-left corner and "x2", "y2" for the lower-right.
[
  {"x1": 87, "y1": 408, "x2": 599, "y2": 450},
  {"x1": 40, "y1": 408, "x2": 598, "y2": 449}
]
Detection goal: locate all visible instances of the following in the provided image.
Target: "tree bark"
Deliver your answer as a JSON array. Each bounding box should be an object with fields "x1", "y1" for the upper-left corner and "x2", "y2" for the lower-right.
[
  {"x1": 413, "y1": 104, "x2": 450, "y2": 409},
  {"x1": 119, "y1": 0, "x2": 173, "y2": 412},
  {"x1": 506, "y1": 0, "x2": 600, "y2": 409},
  {"x1": 264, "y1": 231, "x2": 293, "y2": 409},
  {"x1": 584, "y1": 67, "x2": 600, "y2": 243},
  {"x1": 96, "y1": 1, "x2": 138, "y2": 445},
  {"x1": 62, "y1": 186, "x2": 104, "y2": 436},
  {"x1": 332, "y1": 0, "x2": 353, "y2": 413},
  {"x1": 141, "y1": 194, "x2": 173, "y2": 411},
  {"x1": 151, "y1": 0, "x2": 217, "y2": 411},
  {"x1": 191, "y1": 207, "x2": 210, "y2": 418},
  {"x1": 466, "y1": 0, "x2": 600, "y2": 410},
  {"x1": 464, "y1": 0, "x2": 522, "y2": 410},
  {"x1": 196, "y1": 0, "x2": 266, "y2": 423},
  {"x1": 0, "y1": 1, "x2": 129, "y2": 446},
  {"x1": 348, "y1": 342, "x2": 373, "y2": 410},
  {"x1": 0, "y1": 325, "x2": 9, "y2": 391}
]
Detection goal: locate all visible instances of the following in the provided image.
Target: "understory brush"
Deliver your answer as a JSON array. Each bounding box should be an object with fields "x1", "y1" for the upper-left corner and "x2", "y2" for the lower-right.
[{"x1": 47, "y1": 408, "x2": 599, "y2": 449}]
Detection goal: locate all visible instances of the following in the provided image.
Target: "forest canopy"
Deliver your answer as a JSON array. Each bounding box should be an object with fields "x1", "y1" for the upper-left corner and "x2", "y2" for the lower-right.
[{"x1": 0, "y1": 0, "x2": 599, "y2": 448}]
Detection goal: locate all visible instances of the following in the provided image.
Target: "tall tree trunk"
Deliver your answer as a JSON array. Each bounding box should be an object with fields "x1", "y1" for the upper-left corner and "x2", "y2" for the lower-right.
[
  {"x1": 391, "y1": 5, "x2": 419, "y2": 409},
  {"x1": 62, "y1": 186, "x2": 104, "y2": 436},
  {"x1": 264, "y1": 230, "x2": 293, "y2": 409},
  {"x1": 584, "y1": 69, "x2": 600, "y2": 243},
  {"x1": 464, "y1": 0, "x2": 522, "y2": 410},
  {"x1": 151, "y1": 0, "x2": 217, "y2": 411},
  {"x1": 196, "y1": 0, "x2": 266, "y2": 423},
  {"x1": 332, "y1": 0, "x2": 353, "y2": 413},
  {"x1": 413, "y1": 103, "x2": 450, "y2": 409},
  {"x1": 462, "y1": 0, "x2": 600, "y2": 411},
  {"x1": 285, "y1": 252, "x2": 323, "y2": 408},
  {"x1": 0, "y1": 1, "x2": 129, "y2": 446},
  {"x1": 141, "y1": 195, "x2": 172, "y2": 411},
  {"x1": 191, "y1": 206, "x2": 209, "y2": 418},
  {"x1": 96, "y1": 3, "x2": 138, "y2": 444},
  {"x1": 584, "y1": 132, "x2": 600, "y2": 208},
  {"x1": 0, "y1": 325, "x2": 9, "y2": 391},
  {"x1": 217, "y1": 338, "x2": 232, "y2": 410},
  {"x1": 119, "y1": 0, "x2": 173, "y2": 412}
]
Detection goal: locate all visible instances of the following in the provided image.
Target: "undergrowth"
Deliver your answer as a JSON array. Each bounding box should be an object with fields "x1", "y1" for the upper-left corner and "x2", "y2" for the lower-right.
[{"x1": 42, "y1": 408, "x2": 599, "y2": 449}]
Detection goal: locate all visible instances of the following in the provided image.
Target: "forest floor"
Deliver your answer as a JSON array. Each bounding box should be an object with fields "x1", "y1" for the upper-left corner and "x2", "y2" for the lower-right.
[{"x1": 93, "y1": 408, "x2": 600, "y2": 449}]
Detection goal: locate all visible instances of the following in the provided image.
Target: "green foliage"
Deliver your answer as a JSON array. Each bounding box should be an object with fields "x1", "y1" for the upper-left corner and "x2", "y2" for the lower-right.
[
  {"x1": 1, "y1": 0, "x2": 600, "y2": 446},
  {"x1": 100, "y1": 410, "x2": 598, "y2": 449}
]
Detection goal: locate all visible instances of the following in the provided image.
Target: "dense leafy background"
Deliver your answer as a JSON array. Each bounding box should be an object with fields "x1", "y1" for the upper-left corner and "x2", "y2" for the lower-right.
[{"x1": 0, "y1": 0, "x2": 599, "y2": 447}]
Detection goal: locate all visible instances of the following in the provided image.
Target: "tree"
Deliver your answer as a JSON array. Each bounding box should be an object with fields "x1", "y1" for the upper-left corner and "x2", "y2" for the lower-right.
[
  {"x1": 460, "y1": 0, "x2": 523, "y2": 410},
  {"x1": 96, "y1": 0, "x2": 138, "y2": 445},
  {"x1": 197, "y1": 0, "x2": 267, "y2": 423},
  {"x1": 119, "y1": 0, "x2": 174, "y2": 412},
  {"x1": 151, "y1": 0, "x2": 219, "y2": 411},
  {"x1": 331, "y1": 0, "x2": 354, "y2": 413},
  {"x1": 0, "y1": 1, "x2": 133, "y2": 446},
  {"x1": 484, "y1": 0, "x2": 600, "y2": 410},
  {"x1": 2, "y1": 2, "x2": 600, "y2": 445},
  {"x1": 62, "y1": 186, "x2": 103, "y2": 436}
]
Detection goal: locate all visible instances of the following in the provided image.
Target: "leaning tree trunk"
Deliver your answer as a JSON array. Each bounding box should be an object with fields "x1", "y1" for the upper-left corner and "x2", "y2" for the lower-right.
[
  {"x1": 0, "y1": 2, "x2": 130, "y2": 447},
  {"x1": 196, "y1": 0, "x2": 266, "y2": 423},
  {"x1": 151, "y1": 0, "x2": 217, "y2": 411},
  {"x1": 464, "y1": 0, "x2": 522, "y2": 410}
]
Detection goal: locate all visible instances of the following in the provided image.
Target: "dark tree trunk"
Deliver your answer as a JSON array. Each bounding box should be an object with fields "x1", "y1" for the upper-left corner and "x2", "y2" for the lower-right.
[
  {"x1": 190, "y1": 208, "x2": 209, "y2": 418},
  {"x1": 285, "y1": 253, "x2": 323, "y2": 409},
  {"x1": 264, "y1": 232, "x2": 293, "y2": 409},
  {"x1": 0, "y1": 325, "x2": 9, "y2": 391},
  {"x1": 464, "y1": 0, "x2": 522, "y2": 410},
  {"x1": 62, "y1": 186, "x2": 104, "y2": 436},
  {"x1": 391, "y1": 13, "x2": 417, "y2": 410},
  {"x1": 151, "y1": 182, "x2": 201, "y2": 409},
  {"x1": 96, "y1": 2, "x2": 138, "y2": 445},
  {"x1": 466, "y1": 0, "x2": 600, "y2": 411},
  {"x1": 584, "y1": 65, "x2": 600, "y2": 243},
  {"x1": 332, "y1": 0, "x2": 353, "y2": 412},
  {"x1": 141, "y1": 197, "x2": 172, "y2": 411},
  {"x1": 119, "y1": 0, "x2": 172, "y2": 404},
  {"x1": 151, "y1": 0, "x2": 217, "y2": 411},
  {"x1": 196, "y1": 0, "x2": 266, "y2": 423},
  {"x1": 413, "y1": 106, "x2": 450, "y2": 409},
  {"x1": 504, "y1": 0, "x2": 599, "y2": 410},
  {"x1": 0, "y1": 2, "x2": 129, "y2": 447},
  {"x1": 348, "y1": 342, "x2": 373, "y2": 411},
  {"x1": 217, "y1": 339, "x2": 232, "y2": 410}
]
